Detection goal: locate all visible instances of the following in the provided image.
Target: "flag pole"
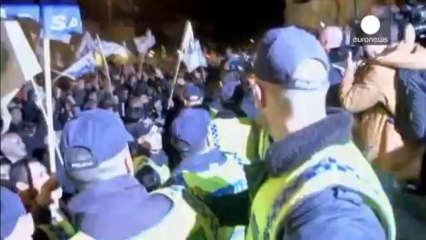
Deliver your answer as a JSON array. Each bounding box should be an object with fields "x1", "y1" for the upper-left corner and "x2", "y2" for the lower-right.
[
  {"x1": 30, "y1": 78, "x2": 64, "y2": 166},
  {"x1": 138, "y1": 54, "x2": 146, "y2": 76},
  {"x1": 96, "y1": 34, "x2": 113, "y2": 95},
  {"x1": 167, "y1": 20, "x2": 190, "y2": 110},
  {"x1": 43, "y1": 38, "x2": 57, "y2": 173}
]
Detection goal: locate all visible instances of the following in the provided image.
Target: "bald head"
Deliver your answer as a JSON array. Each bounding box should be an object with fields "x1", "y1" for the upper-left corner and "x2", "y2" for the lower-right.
[
  {"x1": 319, "y1": 26, "x2": 343, "y2": 52},
  {"x1": 253, "y1": 27, "x2": 330, "y2": 140},
  {"x1": 1, "y1": 133, "x2": 27, "y2": 163}
]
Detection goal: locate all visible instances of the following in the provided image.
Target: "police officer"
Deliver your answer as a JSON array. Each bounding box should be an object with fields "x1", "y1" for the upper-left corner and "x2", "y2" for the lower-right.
[
  {"x1": 209, "y1": 68, "x2": 260, "y2": 162},
  {"x1": 60, "y1": 109, "x2": 217, "y2": 240},
  {"x1": 246, "y1": 26, "x2": 396, "y2": 240},
  {"x1": 170, "y1": 108, "x2": 249, "y2": 239},
  {"x1": 182, "y1": 83, "x2": 205, "y2": 108},
  {"x1": 170, "y1": 108, "x2": 249, "y2": 197}
]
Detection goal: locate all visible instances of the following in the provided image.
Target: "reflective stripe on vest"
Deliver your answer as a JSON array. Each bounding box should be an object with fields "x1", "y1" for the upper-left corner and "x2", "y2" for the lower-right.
[
  {"x1": 210, "y1": 117, "x2": 258, "y2": 162},
  {"x1": 134, "y1": 155, "x2": 171, "y2": 184},
  {"x1": 257, "y1": 129, "x2": 271, "y2": 161},
  {"x1": 179, "y1": 153, "x2": 248, "y2": 197},
  {"x1": 247, "y1": 143, "x2": 396, "y2": 240},
  {"x1": 136, "y1": 186, "x2": 219, "y2": 240}
]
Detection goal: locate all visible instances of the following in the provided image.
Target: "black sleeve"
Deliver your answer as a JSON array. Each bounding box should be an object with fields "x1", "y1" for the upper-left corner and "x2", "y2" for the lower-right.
[{"x1": 33, "y1": 228, "x2": 50, "y2": 240}]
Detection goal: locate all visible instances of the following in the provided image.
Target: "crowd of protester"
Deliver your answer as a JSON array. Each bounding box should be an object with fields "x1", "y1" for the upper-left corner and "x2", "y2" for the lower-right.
[{"x1": 1, "y1": 11, "x2": 426, "y2": 240}]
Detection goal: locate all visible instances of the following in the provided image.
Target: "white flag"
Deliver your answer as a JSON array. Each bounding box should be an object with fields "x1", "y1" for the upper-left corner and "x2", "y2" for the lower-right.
[
  {"x1": 133, "y1": 29, "x2": 156, "y2": 55},
  {"x1": 1, "y1": 20, "x2": 42, "y2": 96},
  {"x1": 76, "y1": 32, "x2": 96, "y2": 60},
  {"x1": 182, "y1": 38, "x2": 207, "y2": 73},
  {"x1": 181, "y1": 21, "x2": 194, "y2": 54},
  {"x1": 195, "y1": 40, "x2": 207, "y2": 67},
  {"x1": 60, "y1": 53, "x2": 97, "y2": 80},
  {"x1": 99, "y1": 40, "x2": 130, "y2": 58}
]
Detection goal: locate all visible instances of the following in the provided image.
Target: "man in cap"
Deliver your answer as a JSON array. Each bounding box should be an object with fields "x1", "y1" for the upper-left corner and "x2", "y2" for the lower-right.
[
  {"x1": 170, "y1": 108, "x2": 249, "y2": 239},
  {"x1": 182, "y1": 83, "x2": 204, "y2": 108},
  {"x1": 246, "y1": 26, "x2": 395, "y2": 240},
  {"x1": 1, "y1": 186, "x2": 35, "y2": 240},
  {"x1": 170, "y1": 108, "x2": 249, "y2": 196},
  {"x1": 209, "y1": 69, "x2": 260, "y2": 162},
  {"x1": 60, "y1": 109, "x2": 217, "y2": 240}
]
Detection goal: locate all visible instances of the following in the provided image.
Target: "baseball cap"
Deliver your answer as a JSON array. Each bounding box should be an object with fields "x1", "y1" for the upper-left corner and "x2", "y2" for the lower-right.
[
  {"x1": 171, "y1": 108, "x2": 211, "y2": 153},
  {"x1": 221, "y1": 71, "x2": 242, "y2": 100},
  {"x1": 254, "y1": 26, "x2": 330, "y2": 90},
  {"x1": 183, "y1": 83, "x2": 204, "y2": 102},
  {"x1": 0, "y1": 186, "x2": 27, "y2": 238},
  {"x1": 60, "y1": 109, "x2": 133, "y2": 172}
]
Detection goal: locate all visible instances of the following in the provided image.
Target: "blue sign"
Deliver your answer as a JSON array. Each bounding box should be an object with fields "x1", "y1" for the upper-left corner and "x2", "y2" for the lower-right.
[
  {"x1": 0, "y1": 4, "x2": 82, "y2": 41},
  {"x1": 0, "y1": 5, "x2": 40, "y2": 22},
  {"x1": 42, "y1": 5, "x2": 82, "y2": 36}
]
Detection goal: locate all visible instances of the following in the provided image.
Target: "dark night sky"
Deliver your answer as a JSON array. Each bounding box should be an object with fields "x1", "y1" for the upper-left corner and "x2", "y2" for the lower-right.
[
  {"x1": 1, "y1": 0, "x2": 286, "y2": 46},
  {"x1": 188, "y1": 0, "x2": 285, "y2": 44},
  {"x1": 132, "y1": 0, "x2": 286, "y2": 46}
]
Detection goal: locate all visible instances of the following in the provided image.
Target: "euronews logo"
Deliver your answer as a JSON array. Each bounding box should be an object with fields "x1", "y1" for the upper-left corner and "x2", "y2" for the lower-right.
[{"x1": 351, "y1": 15, "x2": 391, "y2": 45}]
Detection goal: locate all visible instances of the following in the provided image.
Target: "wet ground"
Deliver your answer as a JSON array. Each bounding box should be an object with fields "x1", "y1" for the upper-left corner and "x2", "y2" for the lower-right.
[{"x1": 376, "y1": 170, "x2": 426, "y2": 240}]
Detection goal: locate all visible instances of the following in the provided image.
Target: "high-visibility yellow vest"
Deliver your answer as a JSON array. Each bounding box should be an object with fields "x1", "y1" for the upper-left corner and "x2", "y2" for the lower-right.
[
  {"x1": 71, "y1": 186, "x2": 219, "y2": 240},
  {"x1": 134, "y1": 155, "x2": 170, "y2": 185},
  {"x1": 37, "y1": 219, "x2": 76, "y2": 240},
  {"x1": 178, "y1": 152, "x2": 249, "y2": 198},
  {"x1": 210, "y1": 116, "x2": 259, "y2": 162},
  {"x1": 257, "y1": 128, "x2": 271, "y2": 161},
  {"x1": 246, "y1": 142, "x2": 396, "y2": 240},
  {"x1": 140, "y1": 186, "x2": 219, "y2": 240}
]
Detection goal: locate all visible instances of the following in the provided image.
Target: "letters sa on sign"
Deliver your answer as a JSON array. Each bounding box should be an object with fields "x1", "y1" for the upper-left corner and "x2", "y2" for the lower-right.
[{"x1": 50, "y1": 15, "x2": 81, "y2": 31}]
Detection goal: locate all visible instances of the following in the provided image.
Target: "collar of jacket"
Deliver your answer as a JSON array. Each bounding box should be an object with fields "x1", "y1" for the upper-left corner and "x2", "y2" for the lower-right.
[
  {"x1": 175, "y1": 148, "x2": 226, "y2": 174},
  {"x1": 265, "y1": 108, "x2": 354, "y2": 177},
  {"x1": 67, "y1": 175, "x2": 148, "y2": 215}
]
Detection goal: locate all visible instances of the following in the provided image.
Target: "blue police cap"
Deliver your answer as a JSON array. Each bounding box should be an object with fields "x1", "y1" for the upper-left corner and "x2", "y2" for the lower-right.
[
  {"x1": 171, "y1": 108, "x2": 211, "y2": 153},
  {"x1": 221, "y1": 71, "x2": 242, "y2": 101},
  {"x1": 254, "y1": 26, "x2": 330, "y2": 90},
  {"x1": 60, "y1": 109, "x2": 133, "y2": 172},
  {"x1": 0, "y1": 186, "x2": 26, "y2": 238},
  {"x1": 183, "y1": 83, "x2": 204, "y2": 102}
]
